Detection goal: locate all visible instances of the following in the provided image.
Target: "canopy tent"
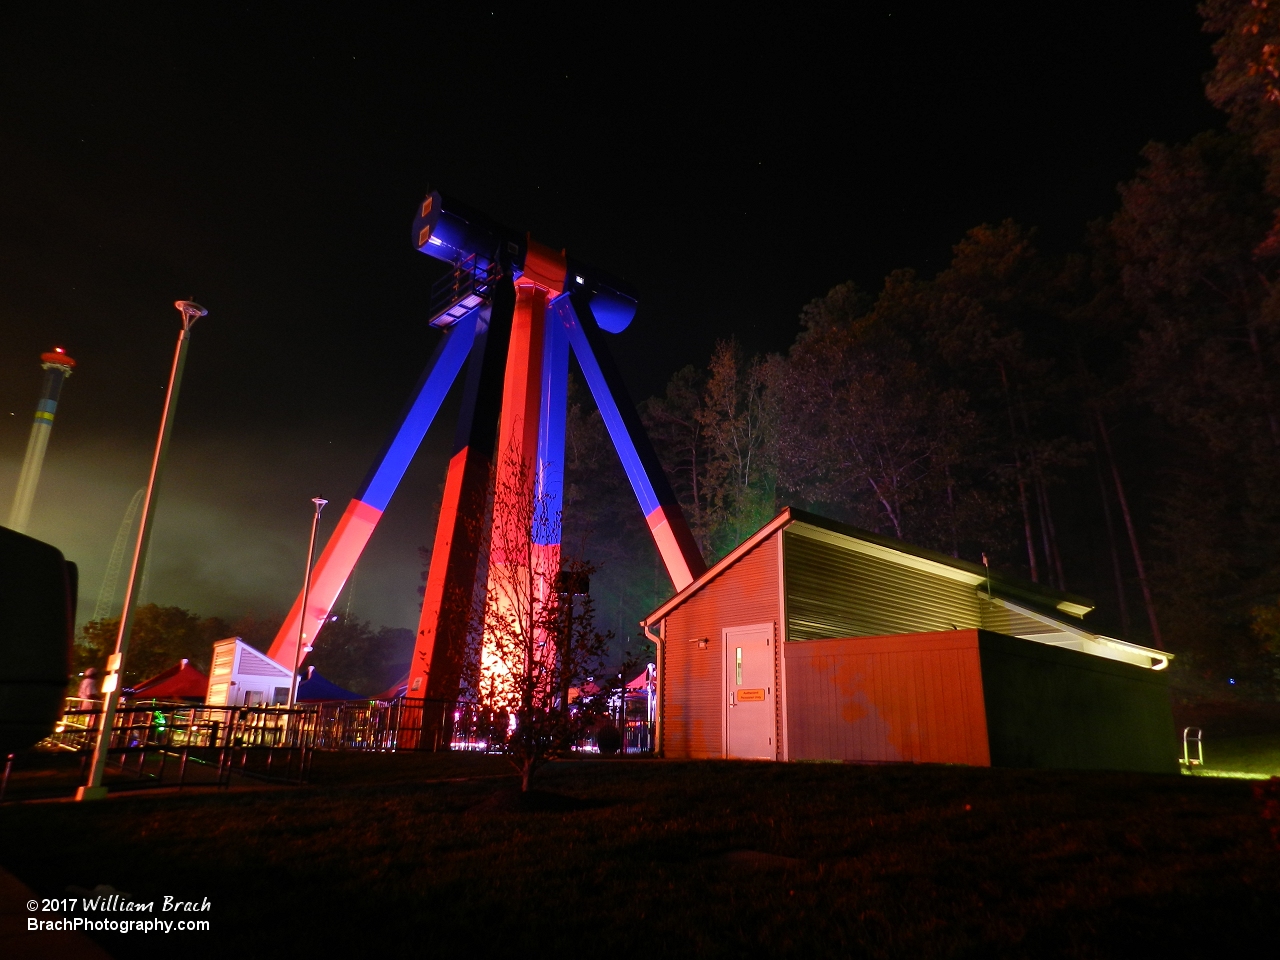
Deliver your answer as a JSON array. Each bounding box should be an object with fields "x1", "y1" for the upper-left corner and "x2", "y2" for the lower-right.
[
  {"x1": 375, "y1": 671, "x2": 409, "y2": 701},
  {"x1": 626, "y1": 665, "x2": 656, "y2": 692},
  {"x1": 126, "y1": 659, "x2": 209, "y2": 701},
  {"x1": 296, "y1": 666, "x2": 365, "y2": 702}
]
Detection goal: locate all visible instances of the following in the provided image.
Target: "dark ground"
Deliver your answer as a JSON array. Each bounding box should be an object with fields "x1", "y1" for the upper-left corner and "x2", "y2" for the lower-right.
[{"x1": 0, "y1": 752, "x2": 1277, "y2": 958}]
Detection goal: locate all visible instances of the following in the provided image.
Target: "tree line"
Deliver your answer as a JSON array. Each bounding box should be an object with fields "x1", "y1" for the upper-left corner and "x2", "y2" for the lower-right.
[
  {"x1": 564, "y1": 2, "x2": 1280, "y2": 700},
  {"x1": 75, "y1": 606, "x2": 411, "y2": 696}
]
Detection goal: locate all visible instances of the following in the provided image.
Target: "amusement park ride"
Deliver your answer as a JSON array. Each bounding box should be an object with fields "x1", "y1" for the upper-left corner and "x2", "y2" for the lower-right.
[{"x1": 265, "y1": 191, "x2": 706, "y2": 706}]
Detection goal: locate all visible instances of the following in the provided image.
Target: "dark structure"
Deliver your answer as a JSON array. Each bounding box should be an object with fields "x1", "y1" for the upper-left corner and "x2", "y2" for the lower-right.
[{"x1": 0, "y1": 526, "x2": 76, "y2": 753}]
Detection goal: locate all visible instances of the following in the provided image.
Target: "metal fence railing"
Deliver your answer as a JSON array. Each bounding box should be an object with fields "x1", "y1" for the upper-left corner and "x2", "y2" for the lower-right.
[
  {"x1": 38, "y1": 697, "x2": 657, "y2": 791},
  {"x1": 623, "y1": 719, "x2": 655, "y2": 754},
  {"x1": 44, "y1": 700, "x2": 325, "y2": 788}
]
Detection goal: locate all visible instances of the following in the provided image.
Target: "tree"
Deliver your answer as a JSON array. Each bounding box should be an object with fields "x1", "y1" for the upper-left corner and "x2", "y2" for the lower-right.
[
  {"x1": 471, "y1": 441, "x2": 613, "y2": 792},
  {"x1": 1111, "y1": 129, "x2": 1280, "y2": 675},
  {"x1": 1114, "y1": 133, "x2": 1280, "y2": 449},
  {"x1": 698, "y1": 339, "x2": 777, "y2": 559},
  {"x1": 910, "y1": 222, "x2": 1083, "y2": 584},
  {"x1": 642, "y1": 364, "x2": 712, "y2": 550},
  {"x1": 1202, "y1": 0, "x2": 1280, "y2": 252},
  {"x1": 226, "y1": 613, "x2": 285, "y2": 653},
  {"x1": 75, "y1": 605, "x2": 230, "y2": 685},
  {"x1": 564, "y1": 375, "x2": 670, "y2": 647},
  {"x1": 306, "y1": 614, "x2": 413, "y2": 695},
  {"x1": 772, "y1": 281, "x2": 982, "y2": 551}
]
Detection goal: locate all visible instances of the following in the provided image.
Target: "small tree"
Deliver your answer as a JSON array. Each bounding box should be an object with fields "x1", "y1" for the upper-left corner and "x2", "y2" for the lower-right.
[{"x1": 472, "y1": 441, "x2": 612, "y2": 792}]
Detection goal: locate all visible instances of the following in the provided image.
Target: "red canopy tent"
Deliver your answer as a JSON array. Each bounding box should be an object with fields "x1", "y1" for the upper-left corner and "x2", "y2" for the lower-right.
[
  {"x1": 126, "y1": 659, "x2": 209, "y2": 702},
  {"x1": 626, "y1": 668, "x2": 654, "y2": 692}
]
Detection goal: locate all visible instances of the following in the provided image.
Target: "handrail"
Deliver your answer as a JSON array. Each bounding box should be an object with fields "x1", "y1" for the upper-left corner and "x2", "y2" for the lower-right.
[{"x1": 1182, "y1": 726, "x2": 1203, "y2": 768}]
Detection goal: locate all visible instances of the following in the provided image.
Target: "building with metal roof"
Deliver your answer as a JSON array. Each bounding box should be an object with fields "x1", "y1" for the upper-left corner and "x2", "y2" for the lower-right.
[{"x1": 641, "y1": 508, "x2": 1176, "y2": 773}]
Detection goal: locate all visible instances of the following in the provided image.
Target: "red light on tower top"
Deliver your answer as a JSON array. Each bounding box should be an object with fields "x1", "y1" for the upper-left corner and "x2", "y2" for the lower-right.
[{"x1": 40, "y1": 348, "x2": 76, "y2": 369}]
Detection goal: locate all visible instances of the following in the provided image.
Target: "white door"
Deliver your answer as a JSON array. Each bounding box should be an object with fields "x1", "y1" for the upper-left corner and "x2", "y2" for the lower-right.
[{"x1": 725, "y1": 623, "x2": 775, "y2": 760}]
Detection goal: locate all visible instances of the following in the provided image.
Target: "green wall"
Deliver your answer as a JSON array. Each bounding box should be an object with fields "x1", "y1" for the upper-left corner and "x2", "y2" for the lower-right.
[{"x1": 978, "y1": 631, "x2": 1179, "y2": 774}]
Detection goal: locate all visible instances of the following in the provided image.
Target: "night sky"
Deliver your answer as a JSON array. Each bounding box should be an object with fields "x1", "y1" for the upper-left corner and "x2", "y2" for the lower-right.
[{"x1": 0, "y1": 3, "x2": 1221, "y2": 632}]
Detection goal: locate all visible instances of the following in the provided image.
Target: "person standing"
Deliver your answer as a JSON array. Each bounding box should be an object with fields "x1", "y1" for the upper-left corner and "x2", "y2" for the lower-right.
[{"x1": 76, "y1": 667, "x2": 99, "y2": 703}]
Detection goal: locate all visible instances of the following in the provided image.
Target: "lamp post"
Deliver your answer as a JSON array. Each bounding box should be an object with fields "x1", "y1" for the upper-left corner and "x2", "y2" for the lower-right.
[
  {"x1": 78, "y1": 300, "x2": 207, "y2": 801},
  {"x1": 288, "y1": 497, "x2": 328, "y2": 710}
]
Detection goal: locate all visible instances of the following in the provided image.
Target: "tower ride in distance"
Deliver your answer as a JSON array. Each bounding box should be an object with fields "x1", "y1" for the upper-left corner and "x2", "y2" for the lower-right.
[{"x1": 7, "y1": 348, "x2": 76, "y2": 533}]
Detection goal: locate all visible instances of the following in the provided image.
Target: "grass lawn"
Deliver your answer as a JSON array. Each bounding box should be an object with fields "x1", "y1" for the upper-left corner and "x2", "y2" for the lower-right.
[
  {"x1": 1190, "y1": 733, "x2": 1280, "y2": 777},
  {"x1": 1, "y1": 753, "x2": 1277, "y2": 958}
]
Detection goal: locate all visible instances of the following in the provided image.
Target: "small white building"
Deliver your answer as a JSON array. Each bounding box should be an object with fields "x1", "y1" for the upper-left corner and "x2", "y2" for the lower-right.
[{"x1": 206, "y1": 637, "x2": 293, "y2": 706}]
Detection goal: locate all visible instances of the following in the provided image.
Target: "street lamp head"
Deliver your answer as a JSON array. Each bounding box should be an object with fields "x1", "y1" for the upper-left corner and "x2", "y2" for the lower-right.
[
  {"x1": 312, "y1": 497, "x2": 328, "y2": 510},
  {"x1": 174, "y1": 300, "x2": 208, "y2": 324}
]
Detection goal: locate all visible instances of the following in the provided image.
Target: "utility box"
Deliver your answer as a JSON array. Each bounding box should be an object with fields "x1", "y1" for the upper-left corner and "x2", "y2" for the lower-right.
[{"x1": 206, "y1": 637, "x2": 293, "y2": 707}]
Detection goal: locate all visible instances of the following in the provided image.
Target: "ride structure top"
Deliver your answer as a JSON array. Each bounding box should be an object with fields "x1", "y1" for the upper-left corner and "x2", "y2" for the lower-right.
[
  {"x1": 413, "y1": 190, "x2": 640, "y2": 334},
  {"x1": 266, "y1": 189, "x2": 706, "y2": 708}
]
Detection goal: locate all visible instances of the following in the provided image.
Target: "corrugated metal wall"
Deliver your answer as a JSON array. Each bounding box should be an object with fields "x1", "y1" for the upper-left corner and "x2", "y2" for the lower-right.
[
  {"x1": 980, "y1": 600, "x2": 1062, "y2": 638},
  {"x1": 662, "y1": 532, "x2": 780, "y2": 759},
  {"x1": 785, "y1": 530, "x2": 982, "y2": 640},
  {"x1": 206, "y1": 639, "x2": 236, "y2": 706},
  {"x1": 783, "y1": 631, "x2": 991, "y2": 765}
]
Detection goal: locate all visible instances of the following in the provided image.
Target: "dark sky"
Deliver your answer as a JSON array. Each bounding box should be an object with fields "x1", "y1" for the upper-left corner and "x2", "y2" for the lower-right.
[{"x1": 0, "y1": 3, "x2": 1221, "y2": 631}]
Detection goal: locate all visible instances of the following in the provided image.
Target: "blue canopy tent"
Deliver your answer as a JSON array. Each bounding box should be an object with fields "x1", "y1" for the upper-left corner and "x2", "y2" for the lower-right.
[{"x1": 296, "y1": 666, "x2": 364, "y2": 703}]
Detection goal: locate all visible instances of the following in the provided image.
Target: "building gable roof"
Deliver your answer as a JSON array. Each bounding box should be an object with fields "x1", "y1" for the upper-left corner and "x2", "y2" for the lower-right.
[{"x1": 641, "y1": 507, "x2": 1095, "y2": 627}]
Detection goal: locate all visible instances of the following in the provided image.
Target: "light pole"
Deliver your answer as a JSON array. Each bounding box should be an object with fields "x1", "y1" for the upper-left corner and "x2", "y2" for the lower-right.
[
  {"x1": 78, "y1": 300, "x2": 207, "y2": 801},
  {"x1": 288, "y1": 497, "x2": 328, "y2": 710}
]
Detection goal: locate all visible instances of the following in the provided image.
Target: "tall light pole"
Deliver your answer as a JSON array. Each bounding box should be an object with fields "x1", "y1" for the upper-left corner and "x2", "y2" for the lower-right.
[
  {"x1": 288, "y1": 497, "x2": 328, "y2": 710},
  {"x1": 78, "y1": 300, "x2": 207, "y2": 801}
]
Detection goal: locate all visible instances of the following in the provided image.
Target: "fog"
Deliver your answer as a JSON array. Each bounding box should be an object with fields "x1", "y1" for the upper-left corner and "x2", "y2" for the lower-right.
[{"x1": 1, "y1": 397, "x2": 459, "y2": 635}]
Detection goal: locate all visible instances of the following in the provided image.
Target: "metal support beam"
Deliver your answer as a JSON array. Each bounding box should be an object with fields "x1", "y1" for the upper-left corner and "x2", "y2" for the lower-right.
[
  {"x1": 564, "y1": 293, "x2": 706, "y2": 591},
  {"x1": 407, "y1": 279, "x2": 516, "y2": 711},
  {"x1": 534, "y1": 297, "x2": 571, "y2": 554},
  {"x1": 267, "y1": 310, "x2": 480, "y2": 667}
]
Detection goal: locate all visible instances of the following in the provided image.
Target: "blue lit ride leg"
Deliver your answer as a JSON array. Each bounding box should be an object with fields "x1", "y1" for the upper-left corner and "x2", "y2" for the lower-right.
[
  {"x1": 268, "y1": 311, "x2": 481, "y2": 667},
  {"x1": 562, "y1": 294, "x2": 706, "y2": 591},
  {"x1": 535, "y1": 297, "x2": 571, "y2": 550}
]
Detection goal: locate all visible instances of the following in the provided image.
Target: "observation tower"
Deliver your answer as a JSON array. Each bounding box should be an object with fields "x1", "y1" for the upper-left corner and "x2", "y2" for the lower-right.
[{"x1": 7, "y1": 347, "x2": 76, "y2": 533}]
